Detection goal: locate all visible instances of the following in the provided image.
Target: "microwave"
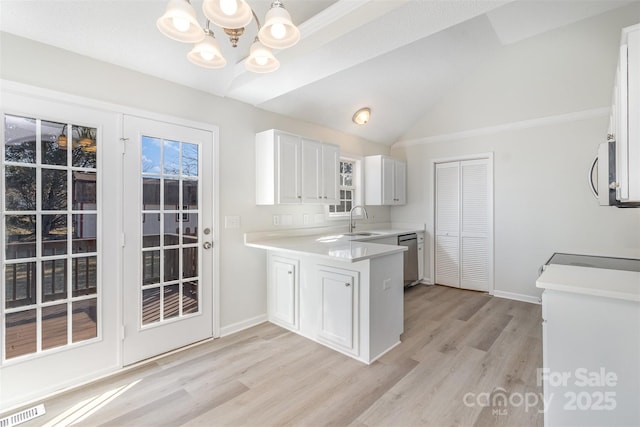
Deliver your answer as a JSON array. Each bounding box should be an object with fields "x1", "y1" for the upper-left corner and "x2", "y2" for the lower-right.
[{"x1": 590, "y1": 140, "x2": 640, "y2": 207}]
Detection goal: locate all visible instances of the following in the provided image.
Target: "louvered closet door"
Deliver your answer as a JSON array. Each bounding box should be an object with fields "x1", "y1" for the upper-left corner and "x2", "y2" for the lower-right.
[
  {"x1": 460, "y1": 159, "x2": 490, "y2": 291},
  {"x1": 435, "y1": 159, "x2": 491, "y2": 291},
  {"x1": 435, "y1": 162, "x2": 460, "y2": 287}
]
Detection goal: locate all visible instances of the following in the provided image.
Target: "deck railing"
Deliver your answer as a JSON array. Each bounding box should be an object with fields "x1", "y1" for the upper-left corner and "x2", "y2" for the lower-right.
[{"x1": 4, "y1": 239, "x2": 97, "y2": 307}]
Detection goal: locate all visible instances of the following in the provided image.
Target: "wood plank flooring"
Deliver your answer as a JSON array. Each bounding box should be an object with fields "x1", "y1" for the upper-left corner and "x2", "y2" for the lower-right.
[{"x1": 5, "y1": 285, "x2": 543, "y2": 427}]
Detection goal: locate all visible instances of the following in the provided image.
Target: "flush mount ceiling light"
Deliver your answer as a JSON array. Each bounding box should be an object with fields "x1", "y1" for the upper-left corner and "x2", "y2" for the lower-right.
[
  {"x1": 352, "y1": 107, "x2": 371, "y2": 125},
  {"x1": 157, "y1": 0, "x2": 300, "y2": 73}
]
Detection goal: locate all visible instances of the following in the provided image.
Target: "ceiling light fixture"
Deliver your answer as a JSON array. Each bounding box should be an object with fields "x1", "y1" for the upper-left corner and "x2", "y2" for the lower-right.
[
  {"x1": 352, "y1": 107, "x2": 371, "y2": 125},
  {"x1": 157, "y1": 0, "x2": 300, "y2": 73}
]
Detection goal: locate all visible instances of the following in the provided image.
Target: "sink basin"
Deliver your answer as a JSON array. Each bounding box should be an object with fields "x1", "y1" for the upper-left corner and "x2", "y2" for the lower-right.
[{"x1": 344, "y1": 232, "x2": 380, "y2": 237}]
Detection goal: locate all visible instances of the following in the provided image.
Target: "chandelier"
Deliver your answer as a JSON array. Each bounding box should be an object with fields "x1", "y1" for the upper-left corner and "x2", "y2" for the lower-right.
[{"x1": 157, "y1": 0, "x2": 300, "y2": 73}]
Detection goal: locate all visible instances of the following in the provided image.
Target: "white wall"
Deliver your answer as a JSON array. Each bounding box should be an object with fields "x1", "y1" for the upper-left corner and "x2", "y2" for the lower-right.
[
  {"x1": 0, "y1": 32, "x2": 391, "y2": 332},
  {"x1": 391, "y1": 4, "x2": 640, "y2": 300}
]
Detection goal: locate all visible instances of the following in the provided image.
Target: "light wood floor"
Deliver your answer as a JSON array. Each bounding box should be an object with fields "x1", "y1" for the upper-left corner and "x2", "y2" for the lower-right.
[{"x1": 7, "y1": 285, "x2": 543, "y2": 427}]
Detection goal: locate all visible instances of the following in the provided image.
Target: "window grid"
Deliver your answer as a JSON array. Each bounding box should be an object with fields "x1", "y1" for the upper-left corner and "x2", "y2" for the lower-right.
[
  {"x1": 2, "y1": 115, "x2": 99, "y2": 361},
  {"x1": 329, "y1": 159, "x2": 356, "y2": 216},
  {"x1": 140, "y1": 137, "x2": 200, "y2": 327}
]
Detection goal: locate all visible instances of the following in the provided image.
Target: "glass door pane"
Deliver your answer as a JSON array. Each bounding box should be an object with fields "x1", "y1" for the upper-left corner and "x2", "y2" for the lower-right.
[
  {"x1": 140, "y1": 137, "x2": 200, "y2": 326},
  {"x1": 2, "y1": 114, "x2": 99, "y2": 361}
]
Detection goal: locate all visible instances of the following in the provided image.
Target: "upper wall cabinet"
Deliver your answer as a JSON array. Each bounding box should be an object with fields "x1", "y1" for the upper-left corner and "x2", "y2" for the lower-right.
[
  {"x1": 364, "y1": 155, "x2": 406, "y2": 206},
  {"x1": 256, "y1": 129, "x2": 340, "y2": 205},
  {"x1": 610, "y1": 24, "x2": 640, "y2": 203}
]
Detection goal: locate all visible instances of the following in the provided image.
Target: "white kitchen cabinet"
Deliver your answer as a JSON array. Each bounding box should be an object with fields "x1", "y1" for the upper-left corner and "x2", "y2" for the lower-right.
[
  {"x1": 256, "y1": 129, "x2": 339, "y2": 205},
  {"x1": 261, "y1": 247, "x2": 404, "y2": 364},
  {"x1": 301, "y1": 139, "x2": 339, "y2": 204},
  {"x1": 316, "y1": 265, "x2": 359, "y2": 356},
  {"x1": 417, "y1": 232, "x2": 424, "y2": 282},
  {"x1": 277, "y1": 133, "x2": 302, "y2": 204},
  {"x1": 610, "y1": 24, "x2": 640, "y2": 203},
  {"x1": 321, "y1": 143, "x2": 339, "y2": 203},
  {"x1": 540, "y1": 289, "x2": 640, "y2": 426},
  {"x1": 301, "y1": 138, "x2": 321, "y2": 204},
  {"x1": 268, "y1": 255, "x2": 299, "y2": 331},
  {"x1": 364, "y1": 155, "x2": 406, "y2": 205}
]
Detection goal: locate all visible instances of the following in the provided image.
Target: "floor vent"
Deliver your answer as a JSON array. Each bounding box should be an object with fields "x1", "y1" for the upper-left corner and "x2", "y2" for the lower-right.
[{"x1": 0, "y1": 404, "x2": 46, "y2": 427}]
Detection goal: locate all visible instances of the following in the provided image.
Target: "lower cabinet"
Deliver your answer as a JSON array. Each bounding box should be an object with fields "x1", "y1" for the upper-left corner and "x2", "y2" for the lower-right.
[
  {"x1": 417, "y1": 232, "x2": 425, "y2": 282},
  {"x1": 316, "y1": 265, "x2": 359, "y2": 356},
  {"x1": 266, "y1": 250, "x2": 403, "y2": 364},
  {"x1": 268, "y1": 255, "x2": 299, "y2": 331},
  {"x1": 541, "y1": 289, "x2": 640, "y2": 426}
]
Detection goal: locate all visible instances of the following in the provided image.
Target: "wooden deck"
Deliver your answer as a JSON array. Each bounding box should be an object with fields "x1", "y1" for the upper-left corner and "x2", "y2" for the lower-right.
[
  {"x1": 5, "y1": 284, "x2": 197, "y2": 359},
  {"x1": 5, "y1": 285, "x2": 543, "y2": 426}
]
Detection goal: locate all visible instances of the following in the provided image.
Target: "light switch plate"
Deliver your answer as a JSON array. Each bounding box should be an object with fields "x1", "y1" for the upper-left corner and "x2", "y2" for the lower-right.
[
  {"x1": 383, "y1": 278, "x2": 391, "y2": 290},
  {"x1": 224, "y1": 215, "x2": 240, "y2": 229}
]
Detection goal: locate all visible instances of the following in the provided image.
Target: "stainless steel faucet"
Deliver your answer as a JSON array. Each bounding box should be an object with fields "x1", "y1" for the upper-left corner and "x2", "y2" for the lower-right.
[{"x1": 349, "y1": 205, "x2": 368, "y2": 233}]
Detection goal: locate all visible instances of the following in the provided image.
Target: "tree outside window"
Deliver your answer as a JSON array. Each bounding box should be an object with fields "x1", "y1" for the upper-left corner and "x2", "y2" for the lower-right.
[{"x1": 329, "y1": 159, "x2": 357, "y2": 216}]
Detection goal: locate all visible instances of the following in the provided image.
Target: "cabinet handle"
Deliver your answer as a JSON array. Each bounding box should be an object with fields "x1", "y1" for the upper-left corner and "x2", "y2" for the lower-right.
[
  {"x1": 345, "y1": 283, "x2": 350, "y2": 287},
  {"x1": 288, "y1": 271, "x2": 293, "y2": 275},
  {"x1": 324, "y1": 196, "x2": 327, "y2": 199},
  {"x1": 297, "y1": 195, "x2": 302, "y2": 199}
]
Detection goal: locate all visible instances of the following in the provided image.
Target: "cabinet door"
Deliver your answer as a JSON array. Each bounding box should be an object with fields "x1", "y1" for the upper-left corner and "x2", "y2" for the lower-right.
[
  {"x1": 270, "y1": 256, "x2": 298, "y2": 330},
  {"x1": 394, "y1": 160, "x2": 407, "y2": 204},
  {"x1": 417, "y1": 233, "x2": 425, "y2": 281},
  {"x1": 381, "y1": 156, "x2": 395, "y2": 205},
  {"x1": 435, "y1": 162, "x2": 460, "y2": 287},
  {"x1": 317, "y1": 266, "x2": 359, "y2": 355},
  {"x1": 301, "y1": 139, "x2": 322, "y2": 203},
  {"x1": 277, "y1": 133, "x2": 301, "y2": 204},
  {"x1": 322, "y1": 144, "x2": 339, "y2": 204},
  {"x1": 460, "y1": 160, "x2": 490, "y2": 292}
]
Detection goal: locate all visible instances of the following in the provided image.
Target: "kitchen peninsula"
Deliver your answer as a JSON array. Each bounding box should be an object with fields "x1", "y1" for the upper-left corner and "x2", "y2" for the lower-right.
[{"x1": 245, "y1": 228, "x2": 414, "y2": 364}]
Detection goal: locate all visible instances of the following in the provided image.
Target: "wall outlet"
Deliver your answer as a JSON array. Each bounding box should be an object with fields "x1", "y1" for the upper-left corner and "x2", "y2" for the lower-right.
[
  {"x1": 303, "y1": 214, "x2": 310, "y2": 225},
  {"x1": 383, "y1": 278, "x2": 391, "y2": 290},
  {"x1": 224, "y1": 215, "x2": 240, "y2": 229},
  {"x1": 273, "y1": 215, "x2": 280, "y2": 226}
]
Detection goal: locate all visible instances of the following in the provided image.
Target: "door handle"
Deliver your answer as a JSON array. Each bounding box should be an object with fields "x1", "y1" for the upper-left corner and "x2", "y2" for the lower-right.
[{"x1": 203, "y1": 241, "x2": 213, "y2": 250}]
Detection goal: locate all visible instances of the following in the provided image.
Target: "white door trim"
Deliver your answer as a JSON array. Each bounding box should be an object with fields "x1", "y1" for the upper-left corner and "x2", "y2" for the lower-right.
[{"x1": 430, "y1": 152, "x2": 494, "y2": 294}]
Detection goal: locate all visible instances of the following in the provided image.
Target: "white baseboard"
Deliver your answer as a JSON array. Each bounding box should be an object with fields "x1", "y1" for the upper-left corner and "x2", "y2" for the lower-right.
[
  {"x1": 220, "y1": 314, "x2": 268, "y2": 337},
  {"x1": 492, "y1": 290, "x2": 541, "y2": 305}
]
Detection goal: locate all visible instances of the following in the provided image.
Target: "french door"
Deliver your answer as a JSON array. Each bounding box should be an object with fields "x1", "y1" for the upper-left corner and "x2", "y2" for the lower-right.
[
  {"x1": 122, "y1": 115, "x2": 214, "y2": 365},
  {"x1": 0, "y1": 90, "x2": 120, "y2": 410}
]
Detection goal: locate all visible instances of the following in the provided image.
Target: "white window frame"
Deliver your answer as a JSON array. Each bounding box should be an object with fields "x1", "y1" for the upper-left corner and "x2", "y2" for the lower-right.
[{"x1": 327, "y1": 155, "x2": 363, "y2": 220}]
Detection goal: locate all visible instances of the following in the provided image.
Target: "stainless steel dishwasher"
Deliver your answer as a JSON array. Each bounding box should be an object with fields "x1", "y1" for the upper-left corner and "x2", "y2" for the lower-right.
[{"x1": 398, "y1": 233, "x2": 419, "y2": 287}]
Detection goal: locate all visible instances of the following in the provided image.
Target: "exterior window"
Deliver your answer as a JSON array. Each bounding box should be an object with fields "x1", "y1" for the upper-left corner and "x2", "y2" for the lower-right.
[{"x1": 329, "y1": 158, "x2": 360, "y2": 217}]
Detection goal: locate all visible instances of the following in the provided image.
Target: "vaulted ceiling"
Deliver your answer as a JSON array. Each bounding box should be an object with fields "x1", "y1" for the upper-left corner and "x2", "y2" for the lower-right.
[{"x1": 0, "y1": 0, "x2": 633, "y2": 144}]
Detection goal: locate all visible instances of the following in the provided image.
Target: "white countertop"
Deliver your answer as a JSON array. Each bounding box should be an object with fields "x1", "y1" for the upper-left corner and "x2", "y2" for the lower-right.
[
  {"x1": 244, "y1": 226, "x2": 422, "y2": 263},
  {"x1": 536, "y1": 264, "x2": 640, "y2": 302}
]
